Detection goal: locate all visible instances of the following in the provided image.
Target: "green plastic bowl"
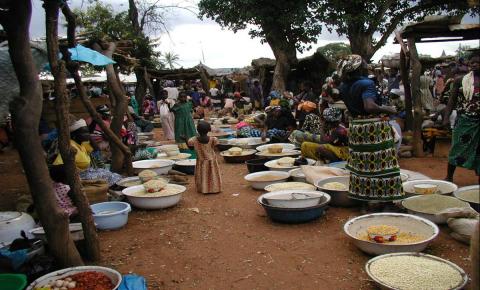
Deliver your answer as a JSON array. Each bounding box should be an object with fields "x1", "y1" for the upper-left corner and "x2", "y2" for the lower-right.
[{"x1": 0, "y1": 274, "x2": 27, "y2": 290}]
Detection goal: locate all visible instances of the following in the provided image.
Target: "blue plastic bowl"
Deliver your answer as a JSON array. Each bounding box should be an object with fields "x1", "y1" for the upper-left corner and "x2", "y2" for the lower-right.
[
  {"x1": 257, "y1": 195, "x2": 330, "y2": 224},
  {"x1": 91, "y1": 202, "x2": 131, "y2": 230}
]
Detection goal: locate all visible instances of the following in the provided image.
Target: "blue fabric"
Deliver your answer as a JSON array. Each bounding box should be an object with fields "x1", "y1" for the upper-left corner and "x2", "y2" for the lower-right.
[
  {"x1": 0, "y1": 248, "x2": 28, "y2": 270},
  {"x1": 68, "y1": 44, "x2": 116, "y2": 66},
  {"x1": 340, "y1": 77, "x2": 379, "y2": 117},
  {"x1": 118, "y1": 274, "x2": 147, "y2": 290}
]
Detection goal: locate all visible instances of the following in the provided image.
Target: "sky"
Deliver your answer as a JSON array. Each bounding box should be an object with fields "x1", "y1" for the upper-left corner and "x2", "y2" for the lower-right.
[{"x1": 29, "y1": 0, "x2": 479, "y2": 69}]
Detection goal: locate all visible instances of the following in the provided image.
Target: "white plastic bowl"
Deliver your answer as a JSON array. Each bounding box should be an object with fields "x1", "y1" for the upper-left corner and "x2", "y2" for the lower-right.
[
  {"x1": 256, "y1": 143, "x2": 296, "y2": 152},
  {"x1": 29, "y1": 223, "x2": 84, "y2": 242},
  {"x1": 91, "y1": 202, "x2": 131, "y2": 230},
  {"x1": 122, "y1": 184, "x2": 186, "y2": 209},
  {"x1": 265, "y1": 158, "x2": 315, "y2": 172},
  {"x1": 262, "y1": 190, "x2": 325, "y2": 208},
  {"x1": 26, "y1": 266, "x2": 122, "y2": 290},
  {"x1": 344, "y1": 213, "x2": 439, "y2": 255},
  {"x1": 244, "y1": 171, "x2": 290, "y2": 190},
  {"x1": 402, "y1": 179, "x2": 457, "y2": 196},
  {"x1": 401, "y1": 195, "x2": 471, "y2": 224},
  {"x1": 132, "y1": 159, "x2": 175, "y2": 175},
  {"x1": 0, "y1": 212, "x2": 35, "y2": 246},
  {"x1": 288, "y1": 168, "x2": 306, "y2": 182}
]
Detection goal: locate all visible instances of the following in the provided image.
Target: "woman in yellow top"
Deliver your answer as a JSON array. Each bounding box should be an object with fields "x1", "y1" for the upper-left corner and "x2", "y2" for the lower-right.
[{"x1": 53, "y1": 119, "x2": 94, "y2": 170}]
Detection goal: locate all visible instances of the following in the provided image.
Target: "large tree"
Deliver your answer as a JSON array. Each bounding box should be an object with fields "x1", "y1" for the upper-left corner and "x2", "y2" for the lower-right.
[
  {"x1": 317, "y1": 0, "x2": 476, "y2": 61},
  {"x1": 316, "y1": 42, "x2": 351, "y2": 62},
  {"x1": 199, "y1": 0, "x2": 322, "y2": 92}
]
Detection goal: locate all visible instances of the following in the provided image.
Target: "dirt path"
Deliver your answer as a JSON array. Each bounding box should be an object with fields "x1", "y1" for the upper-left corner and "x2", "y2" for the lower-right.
[{"x1": 1, "y1": 144, "x2": 477, "y2": 289}]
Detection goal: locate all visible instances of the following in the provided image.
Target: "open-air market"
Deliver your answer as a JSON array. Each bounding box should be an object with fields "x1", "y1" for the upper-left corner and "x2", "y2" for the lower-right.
[{"x1": 0, "y1": 0, "x2": 479, "y2": 289}]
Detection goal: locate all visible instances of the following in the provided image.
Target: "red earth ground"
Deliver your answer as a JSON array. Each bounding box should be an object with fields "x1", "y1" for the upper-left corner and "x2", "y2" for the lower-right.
[{"x1": 0, "y1": 131, "x2": 478, "y2": 290}]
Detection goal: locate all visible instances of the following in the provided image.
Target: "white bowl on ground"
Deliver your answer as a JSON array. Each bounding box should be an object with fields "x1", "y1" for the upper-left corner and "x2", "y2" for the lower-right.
[
  {"x1": 402, "y1": 179, "x2": 458, "y2": 196},
  {"x1": 289, "y1": 168, "x2": 306, "y2": 182},
  {"x1": 401, "y1": 194, "x2": 471, "y2": 224},
  {"x1": 29, "y1": 223, "x2": 84, "y2": 242},
  {"x1": 261, "y1": 190, "x2": 325, "y2": 208},
  {"x1": 256, "y1": 143, "x2": 296, "y2": 152},
  {"x1": 0, "y1": 212, "x2": 36, "y2": 246},
  {"x1": 264, "y1": 182, "x2": 316, "y2": 192},
  {"x1": 132, "y1": 159, "x2": 175, "y2": 175},
  {"x1": 265, "y1": 158, "x2": 315, "y2": 172},
  {"x1": 122, "y1": 184, "x2": 186, "y2": 209},
  {"x1": 26, "y1": 266, "x2": 122, "y2": 290},
  {"x1": 344, "y1": 213, "x2": 439, "y2": 255},
  {"x1": 453, "y1": 185, "x2": 480, "y2": 212},
  {"x1": 244, "y1": 171, "x2": 290, "y2": 190}
]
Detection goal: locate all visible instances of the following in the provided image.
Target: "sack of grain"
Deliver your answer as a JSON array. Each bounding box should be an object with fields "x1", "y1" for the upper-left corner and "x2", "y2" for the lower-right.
[
  {"x1": 447, "y1": 217, "x2": 479, "y2": 244},
  {"x1": 437, "y1": 207, "x2": 479, "y2": 219},
  {"x1": 81, "y1": 179, "x2": 108, "y2": 204}
]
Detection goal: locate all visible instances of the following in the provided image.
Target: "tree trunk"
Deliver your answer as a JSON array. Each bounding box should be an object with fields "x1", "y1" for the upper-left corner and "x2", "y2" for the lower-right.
[
  {"x1": 1, "y1": 0, "x2": 83, "y2": 267},
  {"x1": 348, "y1": 32, "x2": 375, "y2": 61},
  {"x1": 408, "y1": 38, "x2": 424, "y2": 157},
  {"x1": 399, "y1": 49, "x2": 413, "y2": 131},
  {"x1": 92, "y1": 42, "x2": 131, "y2": 173},
  {"x1": 45, "y1": 0, "x2": 101, "y2": 261},
  {"x1": 134, "y1": 68, "x2": 147, "y2": 106},
  {"x1": 268, "y1": 39, "x2": 297, "y2": 93}
]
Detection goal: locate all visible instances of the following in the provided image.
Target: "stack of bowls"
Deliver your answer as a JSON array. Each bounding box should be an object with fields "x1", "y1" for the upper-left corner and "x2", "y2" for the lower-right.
[{"x1": 257, "y1": 190, "x2": 331, "y2": 224}]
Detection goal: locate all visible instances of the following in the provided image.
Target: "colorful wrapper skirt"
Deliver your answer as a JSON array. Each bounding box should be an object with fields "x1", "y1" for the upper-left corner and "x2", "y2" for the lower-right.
[
  {"x1": 448, "y1": 114, "x2": 480, "y2": 175},
  {"x1": 347, "y1": 118, "x2": 404, "y2": 201}
]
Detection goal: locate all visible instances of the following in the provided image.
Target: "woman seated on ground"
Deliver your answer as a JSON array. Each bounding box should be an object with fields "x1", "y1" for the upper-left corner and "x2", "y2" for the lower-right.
[
  {"x1": 195, "y1": 93, "x2": 213, "y2": 119},
  {"x1": 48, "y1": 117, "x2": 122, "y2": 186},
  {"x1": 289, "y1": 102, "x2": 324, "y2": 146},
  {"x1": 301, "y1": 107, "x2": 349, "y2": 163},
  {"x1": 86, "y1": 104, "x2": 113, "y2": 159},
  {"x1": 237, "y1": 102, "x2": 295, "y2": 141}
]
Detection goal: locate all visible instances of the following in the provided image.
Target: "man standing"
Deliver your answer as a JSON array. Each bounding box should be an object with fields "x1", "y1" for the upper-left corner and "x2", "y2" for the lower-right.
[{"x1": 251, "y1": 80, "x2": 263, "y2": 110}]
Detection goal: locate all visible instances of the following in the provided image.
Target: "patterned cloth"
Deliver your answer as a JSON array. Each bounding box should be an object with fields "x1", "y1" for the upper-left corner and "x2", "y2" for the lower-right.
[
  {"x1": 448, "y1": 114, "x2": 480, "y2": 174},
  {"x1": 53, "y1": 182, "x2": 77, "y2": 216},
  {"x1": 455, "y1": 72, "x2": 480, "y2": 117},
  {"x1": 347, "y1": 118, "x2": 403, "y2": 201},
  {"x1": 323, "y1": 107, "x2": 342, "y2": 122},
  {"x1": 301, "y1": 142, "x2": 348, "y2": 161},
  {"x1": 237, "y1": 126, "x2": 290, "y2": 140},
  {"x1": 188, "y1": 137, "x2": 222, "y2": 194},
  {"x1": 337, "y1": 54, "x2": 362, "y2": 77}
]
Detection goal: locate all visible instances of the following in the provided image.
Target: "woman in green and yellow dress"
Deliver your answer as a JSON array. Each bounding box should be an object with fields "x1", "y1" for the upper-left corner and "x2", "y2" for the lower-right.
[{"x1": 338, "y1": 55, "x2": 403, "y2": 201}]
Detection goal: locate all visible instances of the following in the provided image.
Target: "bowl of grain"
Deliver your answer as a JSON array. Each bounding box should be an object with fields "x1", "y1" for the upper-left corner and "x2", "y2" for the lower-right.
[
  {"x1": 122, "y1": 184, "x2": 186, "y2": 209},
  {"x1": 315, "y1": 176, "x2": 359, "y2": 207},
  {"x1": 453, "y1": 185, "x2": 479, "y2": 212},
  {"x1": 267, "y1": 144, "x2": 283, "y2": 154},
  {"x1": 256, "y1": 143, "x2": 296, "y2": 153},
  {"x1": 261, "y1": 190, "x2": 324, "y2": 208},
  {"x1": 365, "y1": 252, "x2": 468, "y2": 290},
  {"x1": 244, "y1": 171, "x2": 290, "y2": 190},
  {"x1": 264, "y1": 158, "x2": 315, "y2": 172},
  {"x1": 401, "y1": 194, "x2": 471, "y2": 224},
  {"x1": 402, "y1": 179, "x2": 458, "y2": 196},
  {"x1": 344, "y1": 213, "x2": 439, "y2": 255},
  {"x1": 132, "y1": 159, "x2": 175, "y2": 175},
  {"x1": 264, "y1": 182, "x2": 316, "y2": 192}
]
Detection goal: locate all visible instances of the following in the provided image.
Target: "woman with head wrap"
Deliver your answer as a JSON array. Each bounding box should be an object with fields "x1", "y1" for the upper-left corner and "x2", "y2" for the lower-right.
[
  {"x1": 300, "y1": 107, "x2": 348, "y2": 162},
  {"x1": 338, "y1": 54, "x2": 403, "y2": 201}
]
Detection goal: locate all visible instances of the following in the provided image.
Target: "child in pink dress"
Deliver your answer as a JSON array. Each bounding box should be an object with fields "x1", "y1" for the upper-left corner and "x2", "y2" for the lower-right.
[
  {"x1": 187, "y1": 121, "x2": 222, "y2": 194},
  {"x1": 49, "y1": 165, "x2": 78, "y2": 217}
]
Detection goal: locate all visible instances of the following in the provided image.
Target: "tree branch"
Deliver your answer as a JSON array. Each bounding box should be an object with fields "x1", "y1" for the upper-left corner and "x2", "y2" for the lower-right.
[{"x1": 366, "y1": 0, "x2": 395, "y2": 35}]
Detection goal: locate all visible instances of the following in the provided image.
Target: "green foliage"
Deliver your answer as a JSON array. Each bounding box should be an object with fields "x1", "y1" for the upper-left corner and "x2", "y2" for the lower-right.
[
  {"x1": 316, "y1": 0, "x2": 477, "y2": 59},
  {"x1": 162, "y1": 52, "x2": 180, "y2": 69},
  {"x1": 456, "y1": 43, "x2": 477, "y2": 59},
  {"x1": 316, "y1": 42, "x2": 351, "y2": 62},
  {"x1": 74, "y1": 2, "x2": 163, "y2": 69},
  {"x1": 198, "y1": 0, "x2": 322, "y2": 53}
]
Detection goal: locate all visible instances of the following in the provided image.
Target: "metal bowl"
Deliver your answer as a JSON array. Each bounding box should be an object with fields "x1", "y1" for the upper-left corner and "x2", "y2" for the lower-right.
[
  {"x1": 314, "y1": 176, "x2": 359, "y2": 207},
  {"x1": 261, "y1": 190, "x2": 323, "y2": 208},
  {"x1": 402, "y1": 179, "x2": 458, "y2": 196},
  {"x1": 244, "y1": 171, "x2": 290, "y2": 190},
  {"x1": 220, "y1": 149, "x2": 257, "y2": 163},
  {"x1": 122, "y1": 184, "x2": 185, "y2": 210},
  {"x1": 26, "y1": 266, "x2": 122, "y2": 290},
  {"x1": 173, "y1": 159, "x2": 196, "y2": 175},
  {"x1": 344, "y1": 213, "x2": 439, "y2": 256},
  {"x1": 132, "y1": 159, "x2": 175, "y2": 175},
  {"x1": 257, "y1": 193, "x2": 331, "y2": 224},
  {"x1": 453, "y1": 185, "x2": 479, "y2": 212},
  {"x1": 401, "y1": 195, "x2": 471, "y2": 224}
]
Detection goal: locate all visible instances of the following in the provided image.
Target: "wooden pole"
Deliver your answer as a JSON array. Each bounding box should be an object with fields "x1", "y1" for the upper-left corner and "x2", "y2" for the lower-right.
[
  {"x1": 45, "y1": 0, "x2": 101, "y2": 261},
  {"x1": 407, "y1": 38, "x2": 424, "y2": 157},
  {"x1": 1, "y1": 0, "x2": 83, "y2": 266},
  {"x1": 399, "y1": 49, "x2": 413, "y2": 131}
]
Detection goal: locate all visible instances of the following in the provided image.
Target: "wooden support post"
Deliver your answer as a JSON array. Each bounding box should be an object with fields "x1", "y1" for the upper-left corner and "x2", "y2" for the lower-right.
[
  {"x1": 407, "y1": 38, "x2": 424, "y2": 158},
  {"x1": 399, "y1": 49, "x2": 413, "y2": 131},
  {"x1": 1, "y1": 0, "x2": 83, "y2": 267},
  {"x1": 45, "y1": 0, "x2": 101, "y2": 261}
]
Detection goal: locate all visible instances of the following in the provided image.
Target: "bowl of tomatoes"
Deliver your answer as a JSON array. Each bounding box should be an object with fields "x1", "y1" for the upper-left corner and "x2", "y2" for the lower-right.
[{"x1": 27, "y1": 266, "x2": 122, "y2": 290}]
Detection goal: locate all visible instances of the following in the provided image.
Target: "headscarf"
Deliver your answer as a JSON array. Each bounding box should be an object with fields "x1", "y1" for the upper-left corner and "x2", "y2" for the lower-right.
[
  {"x1": 265, "y1": 106, "x2": 280, "y2": 113},
  {"x1": 337, "y1": 54, "x2": 362, "y2": 77},
  {"x1": 279, "y1": 99, "x2": 290, "y2": 110},
  {"x1": 269, "y1": 90, "x2": 281, "y2": 99},
  {"x1": 323, "y1": 107, "x2": 342, "y2": 122},
  {"x1": 233, "y1": 91, "x2": 241, "y2": 98},
  {"x1": 69, "y1": 118, "x2": 87, "y2": 132}
]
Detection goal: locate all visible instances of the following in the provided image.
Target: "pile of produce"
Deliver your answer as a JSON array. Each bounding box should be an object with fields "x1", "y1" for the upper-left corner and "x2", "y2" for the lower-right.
[{"x1": 35, "y1": 271, "x2": 114, "y2": 290}]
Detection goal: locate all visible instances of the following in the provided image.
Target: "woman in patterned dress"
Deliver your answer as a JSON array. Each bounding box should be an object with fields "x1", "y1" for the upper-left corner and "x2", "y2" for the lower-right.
[
  {"x1": 338, "y1": 55, "x2": 403, "y2": 201},
  {"x1": 443, "y1": 53, "x2": 480, "y2": 182},
  {"x1": 187, "y1": 121, "x2": 222, "y2": 194}
]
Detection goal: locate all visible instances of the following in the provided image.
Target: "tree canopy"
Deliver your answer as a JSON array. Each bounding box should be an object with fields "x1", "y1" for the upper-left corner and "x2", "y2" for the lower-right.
[
  {"x1": 316, "y1": 0, "x2": 477, "y2": 60},
  {"x1": 316, "y1": 42, "x2": 351, "y2": 62}
]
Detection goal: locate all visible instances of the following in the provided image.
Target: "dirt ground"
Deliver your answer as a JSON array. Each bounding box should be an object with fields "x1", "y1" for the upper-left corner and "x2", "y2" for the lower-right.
[{"x1": 0, "y1": 134, "x2": 478, "y2": 289}]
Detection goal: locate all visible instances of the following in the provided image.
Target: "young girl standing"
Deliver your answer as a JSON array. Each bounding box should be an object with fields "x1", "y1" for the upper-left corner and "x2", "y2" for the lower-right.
[{"x1": 187, "y1": 121, "x2": 222, "y2": 194}]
